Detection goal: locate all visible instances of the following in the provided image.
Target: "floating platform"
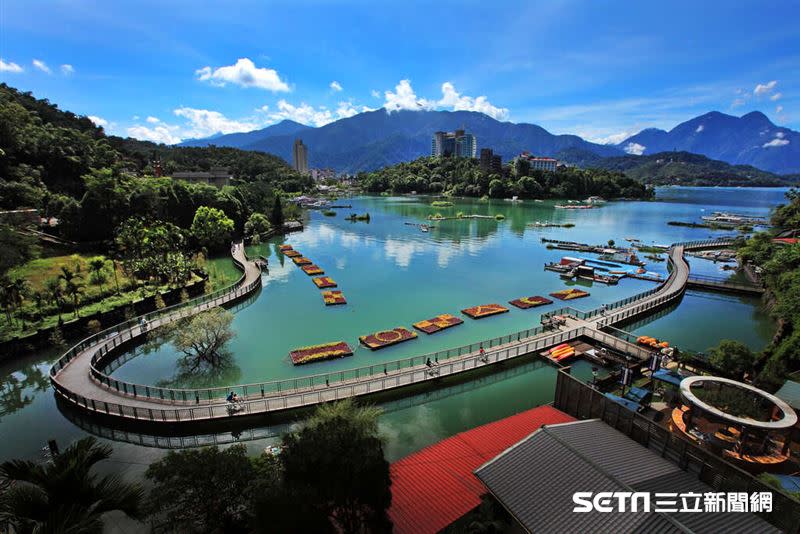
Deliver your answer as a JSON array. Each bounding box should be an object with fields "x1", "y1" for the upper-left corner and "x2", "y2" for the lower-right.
[
  {"x1": 279, "y1": 244, "x2": 293, "y2": 252},
  {"x1": 461, "y1": 303, "x2": 510, "y2": 319},
  {"x1": 290, "y1": 341, "x2": 353, "y2": 365},
  {"x1": 509, "y1": 295, "x2": 553, "y2": 309},
  {"x1": 313, "y1": 276, "x2": 337, "y2": 288},
  {"x1": 360, "y1": 327, "x2": 418, "y2": 350},
  {"x1": 549, "y1": 288, "x2": 590, "y2": 300},
  {"x1": 322, "y1": 290, "x2": 346, "y2": 306},
  {"x1": 302, "y1": 264, "x2": 324, "y2": 275},
  {"x1": 413, "y1": 314, "x2": 464, "y2": 334},
  {"x1": 284, "y1": 249, "x2": 302, "y2": 258},
  {"x1": 292, "y1": 256, "x2": 312, "y2": 265}
]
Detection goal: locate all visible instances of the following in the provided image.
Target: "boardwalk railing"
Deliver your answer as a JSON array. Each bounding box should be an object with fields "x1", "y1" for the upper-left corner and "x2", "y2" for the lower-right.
[
  {"x1": 51, "y1": 238, "x2": 734, "y2": 421},
  {"x1": 50, "y1": 247, "x2": 260, "y2": 380},
  {"x1": 53, "y1": 327, "x2": 586, "y2": 422},
  {"x1": 81, "y1": 238, "x2": 727, "y2": 408}
]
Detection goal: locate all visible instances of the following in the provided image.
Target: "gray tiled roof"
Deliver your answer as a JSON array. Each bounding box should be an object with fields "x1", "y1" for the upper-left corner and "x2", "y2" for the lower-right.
[{"x1": 474, "y1": 419, "x2": 778, "y2": 534}]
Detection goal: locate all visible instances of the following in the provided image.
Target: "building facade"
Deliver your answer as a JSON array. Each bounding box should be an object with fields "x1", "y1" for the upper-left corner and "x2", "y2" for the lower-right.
[
  {"x1": 292, "y1": 138, "x2": 309, "y2": 174},
  {"x1": 515, "y1": 151, "x2": 559, "y2": 172},
  {"x1": 479, "y1": 148, "x2": 503, "y2": 174},
  {"x1": 171, "y1": 167, "x2": 232, "y2": 188},
  {"x1": 431, "y1": 129, "x2": 477, "y2": 158}
]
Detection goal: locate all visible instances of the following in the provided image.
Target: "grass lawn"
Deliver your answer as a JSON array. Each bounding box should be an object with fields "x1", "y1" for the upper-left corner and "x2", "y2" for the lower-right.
[{"x1": 2, "y1": 252, "x2": 211, "y2": 342}]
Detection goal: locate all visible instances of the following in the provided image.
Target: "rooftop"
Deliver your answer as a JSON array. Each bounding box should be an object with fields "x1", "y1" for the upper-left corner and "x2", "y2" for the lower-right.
[
  {"x1": 388, "y1": 405, "x2": 575, "y2": 534},
  {"x1": 475, "y1": 419, "x2": 779, "y2": 533}
]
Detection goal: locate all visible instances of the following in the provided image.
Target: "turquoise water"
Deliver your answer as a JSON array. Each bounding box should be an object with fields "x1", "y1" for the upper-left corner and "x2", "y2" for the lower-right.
[{"x1": 0, "y1": 187, "x2": 787, "y2": 470}]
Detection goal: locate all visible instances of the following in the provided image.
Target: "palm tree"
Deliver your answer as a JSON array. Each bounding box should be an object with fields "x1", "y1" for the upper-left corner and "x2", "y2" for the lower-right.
[
  {"x1": 45, "y1": 278, "x2": 64, "y2": 322},
  {"x1": 0, "y1": 276, "x2": 12, "y2": 326},
  {"x1": 88, "y1": 257, "x2": 107, "y2": 292},
  {"x1": 0, "y1": 437, "x2": 143, "y2": 533},
  {"x1": 59, "y1": 267, "x2": 84, "y2": 318},
  {"x1": 9, "y1": 278, "x2": 29, "y2": 330},
  {"x1": 31, "y1": 290, "x2": 45, "y2": 323}
]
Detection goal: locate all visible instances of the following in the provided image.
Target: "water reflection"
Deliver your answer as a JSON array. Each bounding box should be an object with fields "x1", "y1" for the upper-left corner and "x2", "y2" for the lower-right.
[{"x1": 0, "y1": 363, "x2": 50, "y2": 420}]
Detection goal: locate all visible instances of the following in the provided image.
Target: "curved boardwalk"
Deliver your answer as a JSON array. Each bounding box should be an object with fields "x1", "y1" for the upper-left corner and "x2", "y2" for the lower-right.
[{"x1": 50, "y1": 239, "x2": 730, "y2": 424}]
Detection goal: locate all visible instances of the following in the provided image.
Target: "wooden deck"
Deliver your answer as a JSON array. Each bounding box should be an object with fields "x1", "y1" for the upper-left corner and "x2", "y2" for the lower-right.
[{"x1": 49, "y1": 239, "x2": 728, "y2": 425}]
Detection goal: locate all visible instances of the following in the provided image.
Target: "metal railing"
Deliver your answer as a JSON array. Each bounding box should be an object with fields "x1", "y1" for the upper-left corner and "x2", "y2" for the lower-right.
[
  {"x1": 554, "y1": 368, "x2": 800, "y2": 534},
  {"x1": 52, "y1": 238, "x2": 731, "y2": 421},
  {"x1": 52, "y1": 328, "x2": 585, "y2": 422},
  {"x1": 50, "y1": 246, "x2": 261, "y2": 379}
]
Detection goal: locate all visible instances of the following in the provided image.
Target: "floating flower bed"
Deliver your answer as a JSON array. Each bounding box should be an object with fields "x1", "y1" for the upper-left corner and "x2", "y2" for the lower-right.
[
  {"x1": 279, "y1": 244, "x2": 293, "y2": 252},
  {"x1": 509, "y1": 295, "x2": 553, "y2": 309},
  {"x1": 313, "y1": 276, "x2": 337, "y2": 288},
  {"x1": 289, "y1": 341, "x2": 353, "y2": 365},
  {"x1": 292, "y1": 256, "x2": 312, "y2": 265},
  {"x1": 461, "y1": 303, "x2": 509, "y2": 319},
  {"x1": 359, "y1": 327, "x2": 417, "y2": 350},
  {"x1": 302, "y1": 265, "x2": 324, "y2": 275},
  {"x1": 284, "y1": 250, "x2": 302, "y2": 258},
  {"x1": 549, "y1": 288, "x2": 590, "y2": 300},
  {"x1": 322, "y1": 290, "x2": 347, "y2": 306},
  {"x1": 413, "y1": 313, "x2": 464, "y2": 334}
]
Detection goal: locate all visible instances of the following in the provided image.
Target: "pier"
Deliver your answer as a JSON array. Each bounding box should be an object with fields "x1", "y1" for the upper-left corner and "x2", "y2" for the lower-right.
[{"x1": 50, "y1": 239, "x2": 734, "y2": 425}]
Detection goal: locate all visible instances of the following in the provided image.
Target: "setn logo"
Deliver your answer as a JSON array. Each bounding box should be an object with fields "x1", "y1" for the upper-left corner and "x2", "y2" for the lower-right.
[{"x1": 573, "y1": 492, "x2": 651, "y2": 513}]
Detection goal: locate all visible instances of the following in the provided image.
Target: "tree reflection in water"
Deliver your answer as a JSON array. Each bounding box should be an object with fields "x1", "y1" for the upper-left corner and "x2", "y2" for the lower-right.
[{"x1": 0, "y1": 363, "x2": 50, "y2": 420}]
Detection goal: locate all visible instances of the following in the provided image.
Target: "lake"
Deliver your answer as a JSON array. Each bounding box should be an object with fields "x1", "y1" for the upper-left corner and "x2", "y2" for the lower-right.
[{"x1": 0, "y1": 186, "x2": 786, "y2": 473}]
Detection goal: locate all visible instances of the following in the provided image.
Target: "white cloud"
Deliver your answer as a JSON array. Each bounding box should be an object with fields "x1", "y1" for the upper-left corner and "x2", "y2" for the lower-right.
[
  {"x1": 268, "y1": 100, "x2": 333, "y2": 126},
  {"x1": 195, "y1": 58, "x2": 289, "y2": 92},
  {"x1": 127, "y1": 124, "x2": 182, "y2": 145},
  {"x1": 437, "y1": 82, "x2": 509, "y2": 120},
  {"x1": 88, "y1": 115, "x2": 108, "y2": 127},
  {"x1": 173, "y1": 107, "x2": 260, "y2": 137},
  {"x1": 383, "y1": 79, "x2": 434, "y2": 112},
  {"x1": 776, "y1": 105, "x2": 784, "y2": 114},
  {"x1": 731, "y1": 97, "x2": 746, "y2": 108},
  {"x1": 60, "y1": 64, "x2": 74, "y2": 75},
  {"x1": 32, "y1": 59, "x2": 51, "y2": 74},
  {"x1": 146, "y1": 116, "x2": 160, "y2": 124},
  {"x1": 581, "y1": 130, "x2": 635, "y2": 145},
  {"x1": 0, "y1": 59, "x2": 23, "y2": 72},
  {"x1": 771, "y1": 92, "x2": 782, "y2": 101},
  {"x1": 695, "y1": 124, "x2": 704, "y2": 133},
  {"x1": 763, "y1": 137, "x2": 789, "y2": 148},
  {"x1": 776, "y1": 131, "x2": 785, "y2": 138},
  {"x1": 754, "y1": 80, "x2": 777, "y2": 96},
  {"x1": 330, "y1": 80, "x2": 342, "y2": 92},
  {"x1": 371, "y1": 89, "x2": 381, "y2": 98},
  {"x1": 624, "y1": 142, "x2": 646, "y2": 155}
]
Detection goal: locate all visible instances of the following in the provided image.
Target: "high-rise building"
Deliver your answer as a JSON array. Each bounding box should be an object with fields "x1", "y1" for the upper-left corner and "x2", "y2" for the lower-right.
[
  {"x1": 292, "y1": 139, "x2": 308, "y2": 174},
  {"x1": 431, "y1": 129, "x2": 477, "y2": 158},
  {"x1": 479, "y1": 148, "x2": 503, "y2": 173}
]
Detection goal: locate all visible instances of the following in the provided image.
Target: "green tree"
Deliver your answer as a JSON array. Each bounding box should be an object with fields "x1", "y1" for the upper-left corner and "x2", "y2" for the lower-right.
[
  {"x1": 708, "y1": 340, "x2": 757, "y2": 380},
  {"x1": 244, "y1": 212, "x2": 272, "y2": 238},
  {"x1": 170, "y1": 307, "x2": 235, "y2": 367},
  {"x1": 191, "y1": 206, "x2": 234, "y2": 252},
  {"x1": 145, "y1": 444, "x2": 255, "y2": 533},
  {"x1": 269, "y1": 194, "x2": 284, "y2": 229},
  {"x1": 88, "y1": 256, "x2": 107, "y2": 291},
  {"x1": 273, "y1": 399, "x2": 392, "y2": 533},
  {"x1": 59, "y1": 266, "x2": 84, "y2": 318},
  {"x1": 0, "y1": 224, "x2": 38, "y2": 275},
  {"x1": 0, "y1": 437, "x2": 143, "y2": 533},
  {"x1": 45, "y1": 278, "x2": 64, "y2": 321}
]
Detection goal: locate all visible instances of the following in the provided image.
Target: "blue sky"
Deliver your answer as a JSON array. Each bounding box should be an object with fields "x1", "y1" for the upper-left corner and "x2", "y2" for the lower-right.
[{"x1": 1, "y1": 0, "x2": 798, "y2": 144}]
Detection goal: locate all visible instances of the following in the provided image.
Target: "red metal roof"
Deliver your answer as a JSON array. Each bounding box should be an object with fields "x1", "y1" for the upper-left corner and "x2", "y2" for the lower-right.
[
  {"x1": 773, "y1": 237, "x2": 799, "y2": 245},
  {"x1": 388, "y1": 405, "x2": 575, "y2": 534}
]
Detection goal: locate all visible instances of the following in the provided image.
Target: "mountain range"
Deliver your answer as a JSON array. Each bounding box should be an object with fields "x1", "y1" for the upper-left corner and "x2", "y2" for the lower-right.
[
  {"x1": 180, "y1": 109, "x2": 798, "y2": 175},
  {"x1": 616, "y1": 111, "x2": 798, "y2": 174}
]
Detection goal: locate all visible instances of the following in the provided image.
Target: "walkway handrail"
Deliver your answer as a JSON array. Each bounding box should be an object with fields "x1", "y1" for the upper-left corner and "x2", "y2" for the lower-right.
[
  {"x1": 79, "y1": 238, "x2": 727, "y2": 406},
  {"x1": 50, "y1": 245, "x2": 259, "y2": 379}
]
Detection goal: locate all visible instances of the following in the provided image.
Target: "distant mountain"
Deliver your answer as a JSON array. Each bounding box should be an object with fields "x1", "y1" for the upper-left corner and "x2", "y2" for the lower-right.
[
  {"x1": 179, "y1": 119, "x2": 312, "y2": 148},
  {"x1": 587, "y1": 151, "x2": 792, "y2": 187},
  {"x1": 183, "y1": 109, "x2": 623, "y2": 173},
  {"x1": 617, "y1": 111, "x2": 799, "y2": 174}
]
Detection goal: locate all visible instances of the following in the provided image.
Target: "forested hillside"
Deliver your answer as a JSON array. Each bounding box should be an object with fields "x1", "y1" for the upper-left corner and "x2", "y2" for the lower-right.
[{"x1": 357, "y1": 156, "x2": 653, "y2": 200}]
